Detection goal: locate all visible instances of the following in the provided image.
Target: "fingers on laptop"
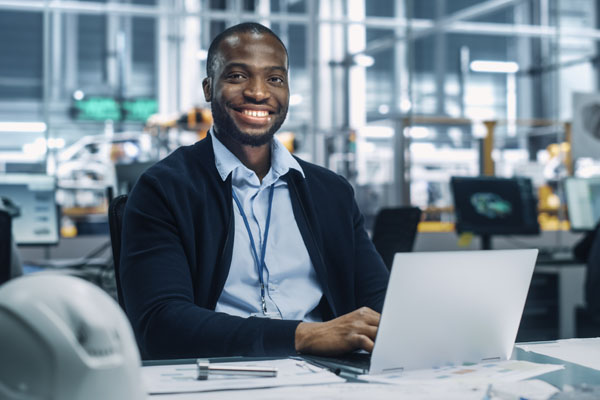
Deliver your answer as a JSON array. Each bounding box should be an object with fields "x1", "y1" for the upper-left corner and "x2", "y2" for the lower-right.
[
  {"x1": 294, "y1": 307, "x2": 381, "y2": 356},
  {"x1": 354, "y1": 306, "x2": 381, "y2": 326},
  {"x1": 352, "y1": 332, "x2": 375, "y2": 353},
  {"x1": 348, "y1": 308, "x2": 379, "y2": 352}
]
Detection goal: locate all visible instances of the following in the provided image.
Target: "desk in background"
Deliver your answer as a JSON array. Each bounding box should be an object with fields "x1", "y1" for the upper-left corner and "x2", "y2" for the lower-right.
[{"x1": 519, "y1": 258, "x2": 586, "y2": 342}]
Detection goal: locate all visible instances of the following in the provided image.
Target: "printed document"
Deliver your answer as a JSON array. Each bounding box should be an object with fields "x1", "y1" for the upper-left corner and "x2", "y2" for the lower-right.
[
  {"x1": 517, "y1": 338, "x2": 600, "y2": 371},
  {"x1": 143, "y1": 358, "x2": 344, "y2": 395},
  {"x1": 358, "y1": 360, "x2": 563, "y2": 384}
]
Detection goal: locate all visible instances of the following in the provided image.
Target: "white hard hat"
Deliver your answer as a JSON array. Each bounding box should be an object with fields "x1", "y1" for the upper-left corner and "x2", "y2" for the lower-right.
[{"x1": 0, "y1": 274, "x2": 145, "y2": 400}]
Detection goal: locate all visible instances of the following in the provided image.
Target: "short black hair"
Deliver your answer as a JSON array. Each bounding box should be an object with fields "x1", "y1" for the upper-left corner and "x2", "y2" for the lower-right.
[{"x1": 206, "y1": 22, "x2": 288, "y2": 78}]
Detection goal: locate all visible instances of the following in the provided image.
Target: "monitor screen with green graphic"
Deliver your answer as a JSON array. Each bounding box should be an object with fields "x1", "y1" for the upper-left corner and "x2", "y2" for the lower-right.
[{"x1": 451, "y1": 176, "x2": 540, "y2": 236}]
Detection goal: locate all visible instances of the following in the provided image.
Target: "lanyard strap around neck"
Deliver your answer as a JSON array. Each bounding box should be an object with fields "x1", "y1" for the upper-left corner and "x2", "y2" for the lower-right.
[{"x1": 231, "y1": 184, "x2": 275, "y2": 315}]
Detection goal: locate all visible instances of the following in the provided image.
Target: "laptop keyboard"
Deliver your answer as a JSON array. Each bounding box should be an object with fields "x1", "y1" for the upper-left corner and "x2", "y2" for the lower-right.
[{"x1": 302, "y1": 352, "x2": 372, "y2": 374}]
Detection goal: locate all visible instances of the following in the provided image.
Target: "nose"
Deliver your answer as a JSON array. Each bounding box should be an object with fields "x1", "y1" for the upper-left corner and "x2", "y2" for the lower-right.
[{"x1": 243, "y1": 77, "x2": 270, "y2": 102}]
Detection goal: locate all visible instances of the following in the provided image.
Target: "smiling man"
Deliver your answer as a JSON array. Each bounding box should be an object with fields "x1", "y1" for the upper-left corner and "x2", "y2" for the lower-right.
[{"x1": 119, "y1": 22, "x2": 389, "y2": 360}]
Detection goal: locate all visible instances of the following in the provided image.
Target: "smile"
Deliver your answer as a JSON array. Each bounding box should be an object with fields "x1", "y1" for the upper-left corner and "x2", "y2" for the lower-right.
[
  {"x1": 242, "y1": 109, "x2": 269, "y2": 117},
  {"x1": 232, "y1": 107, "x2": 274, "y2": 126}
]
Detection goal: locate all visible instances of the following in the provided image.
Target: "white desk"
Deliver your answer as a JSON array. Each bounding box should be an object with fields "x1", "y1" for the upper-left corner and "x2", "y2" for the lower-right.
[{"x1": 144, "y1": 338, "x2": 600, "y2": 399}]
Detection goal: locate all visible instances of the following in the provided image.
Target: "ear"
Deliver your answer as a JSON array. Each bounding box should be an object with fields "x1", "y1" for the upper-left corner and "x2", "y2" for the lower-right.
[{"x1": 202, "y1": 77, "x2": 212, "y2": 102}]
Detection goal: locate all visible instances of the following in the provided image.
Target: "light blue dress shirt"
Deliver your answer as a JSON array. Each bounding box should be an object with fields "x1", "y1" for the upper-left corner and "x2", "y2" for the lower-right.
[{"x1": 212, "y1": 131, "x2": 323, "y2": 321}]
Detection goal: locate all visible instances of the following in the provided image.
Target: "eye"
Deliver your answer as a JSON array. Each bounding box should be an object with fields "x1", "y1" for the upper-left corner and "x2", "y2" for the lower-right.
[
  {"x1": 269, "y1": 76, "x2": 286, "y2": 85},
  {"x1": 226, "y1": 73, "x2": 246, "y2": 81}
]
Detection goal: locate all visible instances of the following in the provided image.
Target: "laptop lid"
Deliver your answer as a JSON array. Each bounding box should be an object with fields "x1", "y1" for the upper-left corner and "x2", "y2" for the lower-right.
[{"x1": 369, "y1": 249, "x2": 538, "y2": 375}]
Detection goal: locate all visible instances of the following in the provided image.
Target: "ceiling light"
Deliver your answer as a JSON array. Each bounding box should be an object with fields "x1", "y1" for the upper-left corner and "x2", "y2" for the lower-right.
[
  {"x1": 0, "y1": 122, "x2": 47, "y2": 133},
  {"x1": 378, "y1": 104, "x2": 390, "y2": 114},
  {"x1": 353, "y1": 54, "x2": 375, "y2": 67},
  {"x1": 470, "y1": 60, "x2": 519, "y2": 73},
  {"x1": 73, "y1": 90, "x2": 85, "y2": 101}
]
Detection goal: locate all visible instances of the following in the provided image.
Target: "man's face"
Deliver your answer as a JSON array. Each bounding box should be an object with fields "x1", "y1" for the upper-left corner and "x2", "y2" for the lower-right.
[{"x1": 203, "y1": 32, "x2": 289, "y2": 147}]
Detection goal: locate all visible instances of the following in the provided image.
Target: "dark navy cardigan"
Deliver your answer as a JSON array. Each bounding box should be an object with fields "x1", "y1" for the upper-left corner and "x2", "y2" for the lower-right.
[{"x1": 120, "y1": 134, "x2": 389, "y2": 359}]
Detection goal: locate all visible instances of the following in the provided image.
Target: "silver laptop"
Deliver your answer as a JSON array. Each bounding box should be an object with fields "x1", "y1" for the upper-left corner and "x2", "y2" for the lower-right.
[{"x1": 304, "y1": 249, "x2": 538, "y2": 375}]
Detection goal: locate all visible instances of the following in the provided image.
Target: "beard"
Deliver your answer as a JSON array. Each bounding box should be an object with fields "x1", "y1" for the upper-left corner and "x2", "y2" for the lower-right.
[{"x1": 210, "y1": 99, "x2": 288, "y2": 147}]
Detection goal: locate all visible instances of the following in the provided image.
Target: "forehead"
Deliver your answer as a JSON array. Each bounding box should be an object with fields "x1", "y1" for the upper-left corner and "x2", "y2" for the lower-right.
[{"x1": 215, "y1": 32, "x2": 288, "y2": 72}]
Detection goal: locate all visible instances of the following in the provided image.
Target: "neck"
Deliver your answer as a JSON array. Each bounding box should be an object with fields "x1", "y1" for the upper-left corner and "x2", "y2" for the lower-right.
[{"x1": 214, "y1": 128, "x2": 271, "y2": 182}]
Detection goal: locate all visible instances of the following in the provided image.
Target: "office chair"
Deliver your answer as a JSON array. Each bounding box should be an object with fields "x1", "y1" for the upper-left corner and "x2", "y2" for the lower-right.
[
  {"x1": 371, "y1": 207, "x2": 422, "y2": 270},
  {"x1": 108, "y1": 194, "x2": 128, "y2": 310},
  {"x1": 0, "y1": 209, "x2": 11, "y2": 285},
  {"x1": 576, "y1": 221, "x2": 600, "y2": 337},
  {"x1": 576, "y1": 306, "x2": 600, "y2": 337}
]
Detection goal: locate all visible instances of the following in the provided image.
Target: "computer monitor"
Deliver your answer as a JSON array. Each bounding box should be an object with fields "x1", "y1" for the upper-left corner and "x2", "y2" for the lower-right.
[
  {"x1": 451, "y1": 176, "x2": 540, "y2": 249},
  {"x1": 564, "y1": 177, "x2": 600, "y2": 231},
  {"x1": 0, "y1": 174, "x2": 59, "y2": 245},
  {"x1": 114, "y1": 161, "x2": 155, "y2": 195}
]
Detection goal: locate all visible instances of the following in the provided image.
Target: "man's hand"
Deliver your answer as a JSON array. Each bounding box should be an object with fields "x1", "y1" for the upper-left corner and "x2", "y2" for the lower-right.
[{"x1": 294, "y1": 307, "x2": 380, "y2": 356}]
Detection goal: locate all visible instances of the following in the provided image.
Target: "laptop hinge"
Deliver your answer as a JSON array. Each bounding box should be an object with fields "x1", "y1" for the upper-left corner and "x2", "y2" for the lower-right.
[
  {"x1": 382, "y1": 367, "x2": 404, "y2": 373},
  {"x1": 480, "y1": 357, "x2": 502, "y2": 362}
]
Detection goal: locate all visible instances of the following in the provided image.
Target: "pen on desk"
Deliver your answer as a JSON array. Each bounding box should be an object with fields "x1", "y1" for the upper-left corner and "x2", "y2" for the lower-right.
[{"x1": 196, "y1": 360, "x2": 278, "y2": 380}]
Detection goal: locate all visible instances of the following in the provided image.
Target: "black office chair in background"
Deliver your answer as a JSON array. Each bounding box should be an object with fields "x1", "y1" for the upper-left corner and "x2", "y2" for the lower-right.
[
  {"x1": 371, "y1": 207, "x2": 422, "y2": 270},
  {"x1": 0, "y1": 209, "x2": 12, "y2": 285},
  {"x1": 108, "y1": 194, "x2": 128, "y2": 310},
  {"x1": 575, "y1": 221, "x2": 600, "y2": 337}
]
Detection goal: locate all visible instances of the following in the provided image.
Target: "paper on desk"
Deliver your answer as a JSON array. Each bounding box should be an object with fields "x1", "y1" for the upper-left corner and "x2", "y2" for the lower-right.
[
  {"x1": 358, "y1": 360, "x2": 563, "y2": 384},
  {"x1": 146, "y1": 380, "x2": 558, "y2": 400},
  {"x1": 517, "y1": 338, "x2": 600, "y2": 371},
  {"x1": 143, "y1": 358, "x2": 344, "y2": 395},
  {"x1": 492, "y1": 379, "x2": 560, "y2": 400}
]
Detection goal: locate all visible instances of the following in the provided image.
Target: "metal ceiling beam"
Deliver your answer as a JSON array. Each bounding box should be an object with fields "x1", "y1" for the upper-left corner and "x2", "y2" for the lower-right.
[
  {"x1": 358, "y1": 0, "x2": 522, "y2": 56},
  {"x1": 0, "y1": 0, "x2": 163, "y2": 17},
  {"x1": 0, "y1": 0, "x2": 314, "y2": 21},
  {"x1": 2, "y1": 0, "x2": 600, "y2": 42},
  {"x1": 450, "y1": 21, "x2": 600, "y2": 41},
  {"x1": 0, "y1": 0, "x2": 518, "y2": 26},
  {"x1": 411, "y1": 0, "x2": 523, "y2": 40}
]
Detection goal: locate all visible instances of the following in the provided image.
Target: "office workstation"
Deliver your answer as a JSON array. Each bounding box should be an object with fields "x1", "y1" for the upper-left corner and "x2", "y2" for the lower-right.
[{"x1": 2, "y1": 1, "x2": 600, "y2": 399}]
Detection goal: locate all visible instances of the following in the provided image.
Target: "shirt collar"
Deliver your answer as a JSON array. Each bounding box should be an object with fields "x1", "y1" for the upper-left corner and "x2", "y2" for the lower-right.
[{"x1": 210, "y1": 129, "x2": 305, "y2": 183}]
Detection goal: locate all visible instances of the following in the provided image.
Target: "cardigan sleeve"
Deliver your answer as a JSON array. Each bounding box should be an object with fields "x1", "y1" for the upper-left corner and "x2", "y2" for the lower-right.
[{"x1": 119, "y1": 170, "x2": 301, "y2": 359}]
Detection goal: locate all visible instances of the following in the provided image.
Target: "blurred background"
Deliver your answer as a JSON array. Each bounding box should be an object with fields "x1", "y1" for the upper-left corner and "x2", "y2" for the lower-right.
[{"x1": 2, "y1": 0, "x2": 600, "y2": 341}]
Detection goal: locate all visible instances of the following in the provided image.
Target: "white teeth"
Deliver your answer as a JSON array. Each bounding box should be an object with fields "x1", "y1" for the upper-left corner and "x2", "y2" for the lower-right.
[{"x1": 243, "y1": 110, "x2": 268, "y2": 117}]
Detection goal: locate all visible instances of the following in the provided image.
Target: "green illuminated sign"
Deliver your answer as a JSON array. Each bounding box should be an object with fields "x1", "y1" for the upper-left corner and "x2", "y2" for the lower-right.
[
  {"x1": 122, "y1": 98, "x2": 158, "y2": 122},
  {"x1": 73, "y1": 97, "x2": 157, "y2": 122},
  {"x1": 74, "y1": 97, "x2": 121, "y2": 121}
]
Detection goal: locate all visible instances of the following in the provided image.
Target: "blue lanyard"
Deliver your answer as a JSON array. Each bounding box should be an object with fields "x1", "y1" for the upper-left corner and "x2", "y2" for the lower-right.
[{"x1": 231, "y1": 184, "x2": 275, "y2": 315}]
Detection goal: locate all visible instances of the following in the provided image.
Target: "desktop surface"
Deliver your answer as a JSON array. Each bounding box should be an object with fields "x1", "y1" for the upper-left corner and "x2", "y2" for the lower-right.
[
  {"x1": 142, "y1": 338, "x2": 600, "y2": 393},
  {"x1": 513, "y1": 341, "x2": 600, "y2": 388}
]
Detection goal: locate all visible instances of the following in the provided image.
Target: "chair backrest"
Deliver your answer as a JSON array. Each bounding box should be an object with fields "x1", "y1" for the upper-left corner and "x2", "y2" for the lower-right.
[
  {"x1": 371, "y1": 206, "x2": 422, "y2": 270},
  {"x1": 108, "y1": 194, "x2": 128, "y2": 310},
  {"x1": 0, "y1": 209, "x2": 11, "y2": 285}
]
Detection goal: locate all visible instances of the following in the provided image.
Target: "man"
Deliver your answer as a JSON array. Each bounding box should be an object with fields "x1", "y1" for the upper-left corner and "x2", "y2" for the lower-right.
[{"x1": 120, "y1": 22, "x2": 389, "y2": 360}]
